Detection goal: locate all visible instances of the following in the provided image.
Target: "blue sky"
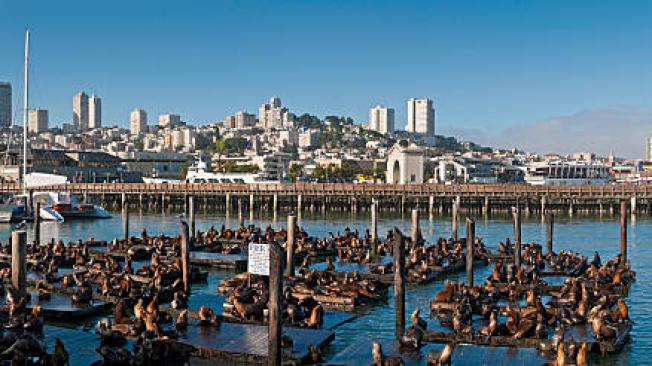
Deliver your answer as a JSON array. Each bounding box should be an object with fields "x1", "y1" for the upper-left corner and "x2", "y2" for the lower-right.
[{"x1": 1, "y1": 0, "x2": 651, "y2": 156}]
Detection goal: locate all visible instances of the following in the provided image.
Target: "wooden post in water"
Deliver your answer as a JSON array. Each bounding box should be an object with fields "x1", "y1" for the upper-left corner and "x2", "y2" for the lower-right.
[
  {"x1": 393, "y1": 228, "x2": 405, "y2": 340},
  {"x1": 371, "y1": 200, "x2": 378, "y2": 258},
  {"x1": 620, "y1": 201, "x2": 627, "y2": 265},
  {"x1": 238, "y1": 198, "x2": 244, "y2": 228},
  {"x1": 180, "y1": 219, "x2": 191, "y2": 294},
  {"x1": 466, "y1": 218, "x2": 475, "y2": 286},
  {"x1": 411, "y1": 209, "x2": 419, "y2": 245},
  {"x1": 285, "y1": 215, "x2": 296, "y2": 276},
  {"x1": 452, "y1": 200, "x2": 459, "y2": 241},
  {"x1": 268, "y1": 242, "x2": 282, "y2": 366},
  {"x1": 273, "y1": 193, "x2": 278, "y2": 214},
  {"x1": 188, "y1": 195, "x2": 195, "y2": 240},
  {"x1": 546, "y1": 211, "x2": 554, "y2": 255},
  {"x1": 11, "y1": 230, "x2": 26, "y2": 296},
  {"x1": 34, "y1": 202, "x2": 41, "y2": 245},
  {"x1": 225, "y1": 193, "x2": 231, "y2": 213},
  {"x1": 512, "y1": 206, "x2": 521, "y2": 267},
  {"x1": 123, "y1": 202, "x2": 129, "y2": 241}
]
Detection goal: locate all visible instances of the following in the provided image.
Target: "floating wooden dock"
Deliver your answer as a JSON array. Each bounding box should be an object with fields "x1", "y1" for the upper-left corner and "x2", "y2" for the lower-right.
[
  {"x1": 179, "y1": 322, "x2": 334, "y2": 364},
  {"x1": 328, "y1": 338, "x2": 553, "y2": 366}
]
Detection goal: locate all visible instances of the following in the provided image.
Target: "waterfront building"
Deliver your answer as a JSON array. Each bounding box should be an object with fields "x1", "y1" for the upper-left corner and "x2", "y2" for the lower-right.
[
  {"x1": 406, "y1": 98, "x2": 435, "y2": 136},
  {"x1": 159, "y1": 113, "x2": 181, "y2": 128},
  {"x1": 368, "y1": 105, "x2": 395, "y2": 134},
  {"x1": 89, "y1": 94, "x2": 102, "y2": 129},
  {"x1": 386, "y1": 140, "x2": 425, "y2": 184},
  {"x1": 0, "y1": 82, "x2": 11, "y2": 128},
  {"x1": 28, "y1": 108, "x2": 48, "y2": 134},
  {"x1": 73, "y1": 91, "x2": 89, "y2": 131},
  {"x1": 130, "y1": 108, "x2": 148, "y2": 135}
]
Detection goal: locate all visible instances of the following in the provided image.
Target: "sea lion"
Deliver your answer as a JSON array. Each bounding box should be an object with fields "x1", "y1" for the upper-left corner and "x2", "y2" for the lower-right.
[{"x1": 576, "y1": 342, "x2": 589, "y2": 366}]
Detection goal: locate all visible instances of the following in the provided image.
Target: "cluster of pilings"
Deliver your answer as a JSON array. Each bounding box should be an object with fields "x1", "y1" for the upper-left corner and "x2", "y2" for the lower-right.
[{"x1": 88, "y1": 192, "x2": 648, "y2": 219}]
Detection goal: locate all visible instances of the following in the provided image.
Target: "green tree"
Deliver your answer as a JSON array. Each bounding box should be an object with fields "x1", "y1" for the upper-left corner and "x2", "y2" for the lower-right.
[{"x1": 288, "y1": 163, "x2": 304, "y2": 182}]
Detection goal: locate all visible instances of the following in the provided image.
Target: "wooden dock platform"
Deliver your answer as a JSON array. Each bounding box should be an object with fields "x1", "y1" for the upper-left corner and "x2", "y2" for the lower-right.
[
  {"x1": 327, "y1": 338, "x2": 552, "y2": 366},
  {"x1": 179, "y1": 322, "x2": 334, "y2": 364}
]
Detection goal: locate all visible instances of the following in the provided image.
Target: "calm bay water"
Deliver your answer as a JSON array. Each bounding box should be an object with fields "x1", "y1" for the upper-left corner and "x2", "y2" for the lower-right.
[{"x1": 1, "y1": 209, "x2": 649, "y2": 365}]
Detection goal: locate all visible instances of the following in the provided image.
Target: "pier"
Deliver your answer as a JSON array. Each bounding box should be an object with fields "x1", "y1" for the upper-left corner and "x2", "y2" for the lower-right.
[{"x1": 5, "y1": 182, "x2": 652, "y2": 214}]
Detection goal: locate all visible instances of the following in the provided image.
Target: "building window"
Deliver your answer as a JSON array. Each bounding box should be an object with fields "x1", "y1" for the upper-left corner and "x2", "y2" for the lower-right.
[{"x1": 411, "y1": 174, "x2": 416, "y2": 182}]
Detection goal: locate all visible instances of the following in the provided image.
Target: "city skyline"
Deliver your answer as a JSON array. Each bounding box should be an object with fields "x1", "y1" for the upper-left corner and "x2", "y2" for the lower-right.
[{"x1": 1, "y1": 1, "x2": 651, "y2": 157}]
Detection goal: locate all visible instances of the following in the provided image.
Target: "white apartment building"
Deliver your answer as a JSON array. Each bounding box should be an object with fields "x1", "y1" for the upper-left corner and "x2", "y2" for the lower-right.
[
  {"x1": 28, "y1": 108, "x2": 48, "y2": 134},
  {"x1": 406, "y1": 98, "x2": 435, "y2": 136},
  {"x1": 159, "y1": 113, "x2": 181, "y2": 128},
  {"x1": 130, "y1": 108, "x2": 148, "y2": 135},
  {"x1": 235, "y1": 111, "x2": 256, "y2": 129},
  {"x1": 258, "y1": 96, "x2": 295, "y2": 129},
  {"x1": 368, "y1": 105, "x2": 395, "y2": 134},
  {"x1": 73, "y1": 91, "x2": 89, "y2": 131},
  {"x1": 89, "y1": 94, "x2": 102, "y2": 129}
]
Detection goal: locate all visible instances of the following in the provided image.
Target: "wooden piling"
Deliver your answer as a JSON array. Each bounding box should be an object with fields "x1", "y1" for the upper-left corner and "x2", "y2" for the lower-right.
[
  {"x1": 238, "y1": 199, "x2": 244, "y2": 228},
  {"x1": 123, "y1": 202, "x2": 129, "y2": 241},
  {"x1": 452, "y1": 200, "x2": 459, "y2": 241},
  {"x1": 620, "y1": 201, "x2": 627, "y2": 265},
  {"x1": 189, "y1": 196, "x2": 195, "y2": 239},
  {"x1": 546, "y1": 211, "x2": 554, "y2": 255},
  {"x1": 411, "y1": 209, "x2": 419, "y2": 245},
  {"x1": 34, "y1": 202, "x2": 41, "y2": 245},
  {"x1": 268, "y1": 242, "x2": 283, "y2": 366},
  {"x1": 371, "y1": 200, "x2": 378, "y2": 258},
  {"x1": 393, "y1": 228, "x2": 405, "y2": 339},
  {"x1": 11, "y1": 230, "x2": 26, "y2": 296},
  {"x1": 512, "y1": 206, "x2": 521, "y2": 267},
  {"x1": 285, "y1": 215, "x2": 296, "y2": 276},
  {"x1": 180, "y1": 219, "x2": 191, "y2": 294},
  {"x1": 466, "y1": 218, "x2": 475, "y2": 286},
  {"x1": 273, "y1": 194, "x2": 278, "y2": 213}
]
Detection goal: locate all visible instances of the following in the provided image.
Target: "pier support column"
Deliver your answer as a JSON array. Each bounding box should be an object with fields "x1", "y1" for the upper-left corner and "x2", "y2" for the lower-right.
[
  {"x1": 268, "y1": 243, "x2": 282, "y2": 366},
  {"x1": 121, "y1": 192, "x2": 127, "y2": 211},
  {"x1": 123, "y1": 202, "x2": 129, "y2": 241},
  {"x1": 393, "y1": 229, "x2": 405, "y2": 340},
  {"x1": 188, "y1": 196, "x2": 195, "y2": 239},
  {"x1": 273, "y1": 194, "x2": 278, "y2": 213},
  {"x1": 371, "y1": 200, "x2": 378, "y2": 258},
  {"x1": 540, "y1": 196, "x2": 546, "y2": 216},
  {"x1": 512, "y1": 206, "x2": 521, "y2": 268},
  {"x1": 429, "y1": 195, "x2": 435, "y2": 214},
  {"x1": 250, "y1": 194, "x2": 255, "y2": 222},
  {"x1": 11, "y1": 230, "x2": 26, "y2": 297},
  {"x1": 482, "y1": 196, "x2": 490, "y2": 215},
  {"x1": 297, "y1": 194, "x2": 302, "y2": 213},
  {"x1": 546, "y1": 211, "x2": 554, "y2": 255},
  {"x1": 630, "y1": 196, "x2": 637, "y2": 214},
  {"x1": 568, "y1": 199, "x2": 574, "y2": 216},
  {"x1": 452, "y1": 199, "x2": 459, "y2": 241},
  {"x1": 180, "y1": 219, "x2": 191, "y2": 294},
  {"x1": 83, "y1": 192, "x2": 88, "y2": 204},
  {"x1": 411, "y1": 209, "x2": 419, "y2": 246},
  {"x1": 285, "y1": 215, "x2": 296, "y2": 276},
  {"x1": 238, "y1": 199, "x2": 244, "y2": 228},
  {"x1": 34, "y1": 202, "x2": 41, "y2": 245},
  {"x1": 620, "y1": 201, "x2": 627, "y2": 265},
  {"x1": 466, "y1": 218, "x2": 475, "y2": 286},
  {"x1": 225, "y1": 193, "x2": 231, "y2": 213}
]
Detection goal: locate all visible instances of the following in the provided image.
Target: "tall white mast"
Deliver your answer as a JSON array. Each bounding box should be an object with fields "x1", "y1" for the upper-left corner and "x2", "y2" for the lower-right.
[{"x1": 22, "y1": 29, "x2": 30, "y2": 192}]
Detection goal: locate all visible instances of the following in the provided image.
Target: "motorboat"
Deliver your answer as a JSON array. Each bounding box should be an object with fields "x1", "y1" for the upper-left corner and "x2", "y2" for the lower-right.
[
  {"x1": 0, "y1": 194, "x2": 31, "y2": 223},
  {"x1": 34, "y1": 192, "x2": 111, "y2": 220}
]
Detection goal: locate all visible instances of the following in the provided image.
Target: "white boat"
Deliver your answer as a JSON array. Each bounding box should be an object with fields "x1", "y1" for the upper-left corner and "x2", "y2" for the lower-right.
[
  {"x1": 185, "y1": 159, "x2": 281, "y2": 184},
  {"x1": 34, "y1": 192, "x2": 111, "y2": 220}
]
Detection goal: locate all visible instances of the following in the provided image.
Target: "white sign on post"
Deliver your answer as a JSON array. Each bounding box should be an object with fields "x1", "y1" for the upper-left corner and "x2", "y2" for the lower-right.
[{"x1": 248, "y1": 243, "x2": 270, "y2": 276}]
